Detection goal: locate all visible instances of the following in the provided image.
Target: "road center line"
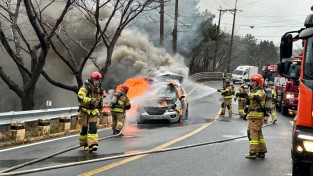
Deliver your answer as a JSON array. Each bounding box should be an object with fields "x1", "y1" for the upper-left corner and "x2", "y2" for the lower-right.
[{"x1": 79, "y1": 113, "x2": 219, "y2": 176}]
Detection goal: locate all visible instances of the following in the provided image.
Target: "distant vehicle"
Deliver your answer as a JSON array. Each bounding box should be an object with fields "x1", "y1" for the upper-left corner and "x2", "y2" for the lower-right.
[
  {"x1": 136, "y1": 80, "x2": 188, "y2": 124},
  {"x1": 262, "y1": 64, "x2": 278, "y2": 84},
  {"x1": 231, "y1": 65, "x2": 258, "y2": 84}
]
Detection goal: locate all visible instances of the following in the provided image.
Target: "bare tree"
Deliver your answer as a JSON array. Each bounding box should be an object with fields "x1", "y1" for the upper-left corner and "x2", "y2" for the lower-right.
[
  {"x1": 37, "y1": 0, "x2": 163, "y2": 94},
  {"x1": 0, "y1": 0, "x2": 76, "y2": 110}
]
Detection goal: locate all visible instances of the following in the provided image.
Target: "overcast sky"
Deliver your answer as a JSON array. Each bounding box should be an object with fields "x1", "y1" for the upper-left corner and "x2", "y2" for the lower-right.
[{"x1": 198, "y1": 0, "x2": 312, "y2": 47}]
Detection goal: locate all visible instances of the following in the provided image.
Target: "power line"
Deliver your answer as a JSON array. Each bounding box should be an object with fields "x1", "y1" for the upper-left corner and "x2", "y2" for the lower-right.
[{"x1": 238, "y1": 0, "x2": 265, "y2": 8}]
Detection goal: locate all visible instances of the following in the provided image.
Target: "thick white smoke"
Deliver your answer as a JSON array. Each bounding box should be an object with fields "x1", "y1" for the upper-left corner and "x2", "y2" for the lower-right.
[{"x1": 93, "y1": 29, "x2": 189, "y2": 89}]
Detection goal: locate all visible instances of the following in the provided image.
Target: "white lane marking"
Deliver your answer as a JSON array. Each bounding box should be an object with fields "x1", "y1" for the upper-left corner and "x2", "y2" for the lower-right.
[
  {"x1": 0, "y1": 128, "x2": 109, "y2": 153},
  {"x1": 290, "y1": 121, "x2": 294, "y2": 126}
]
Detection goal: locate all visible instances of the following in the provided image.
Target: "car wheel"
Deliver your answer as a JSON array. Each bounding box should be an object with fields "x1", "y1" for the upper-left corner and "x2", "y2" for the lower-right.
[
  {"x1": 177, "y1": 116, "x2": 181, "y2": 123},
  {"x1": 182, "y1": 104, "x2": 188, "y2": 120},
  {"x1": 136, "y1": 117, "x2": 143, "y2": 124},
  {"x1": 292, "y1": 163, "x2": 311, "y2": 176}
]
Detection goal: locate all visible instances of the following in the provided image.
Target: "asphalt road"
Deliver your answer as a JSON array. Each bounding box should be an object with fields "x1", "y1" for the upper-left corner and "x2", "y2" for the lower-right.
[{"x1": 0, "y1": 80, "x2": 294, "y2": 176}]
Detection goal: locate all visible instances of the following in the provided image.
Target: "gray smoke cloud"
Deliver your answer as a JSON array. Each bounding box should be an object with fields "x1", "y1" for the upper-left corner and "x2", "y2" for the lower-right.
[
  {"x1": 94, "y1": 29, "x2": 189, "y2": 90},
  {"x1": 0, "y1": 0, "x2": 213, "y2": 112}
]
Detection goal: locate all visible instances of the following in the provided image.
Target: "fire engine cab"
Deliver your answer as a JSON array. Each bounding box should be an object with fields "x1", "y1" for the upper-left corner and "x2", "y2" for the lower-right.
[{"x1": 278, "y1": 6, "x2": 313, "y2": 176}]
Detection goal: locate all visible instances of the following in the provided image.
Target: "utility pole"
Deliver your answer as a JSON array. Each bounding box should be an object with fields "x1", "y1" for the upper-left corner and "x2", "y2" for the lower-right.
[
  {"x1": 227, "y1": 0, "x2": 238, "y2": 73},
  {"x1": 172, "y1": 0, "x2": 178, "y2": 53},
  {"x1": 212, "y1": 7, "x2": 224, "y2": 72},
  {"x1": 160, "y1": 0, "x2": 164, "y2": 47}
]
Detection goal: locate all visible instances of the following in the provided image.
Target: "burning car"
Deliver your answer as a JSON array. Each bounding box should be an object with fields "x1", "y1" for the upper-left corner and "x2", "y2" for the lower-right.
[{"x1": 136, "y1": 80, "x2": 188, "y2": 124}]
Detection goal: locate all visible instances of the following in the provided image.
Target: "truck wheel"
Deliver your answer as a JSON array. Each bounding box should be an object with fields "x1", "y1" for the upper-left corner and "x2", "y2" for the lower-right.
[{"x1": 281, "y1": 105, "x2": 288, "y2": 116}]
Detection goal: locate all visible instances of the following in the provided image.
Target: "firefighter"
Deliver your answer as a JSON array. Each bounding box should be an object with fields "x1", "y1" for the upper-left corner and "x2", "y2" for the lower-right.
[
  {"x1": 217, "y1": 79, "x2": 233, "y2": 119},
  {"x1": 234, "y1": 84, "x2": 247, "y2": 119},
  {"x1": 238, "y1": 73, "x2": 267, "y2": 159},
  {"x1": 110, "y1": 84, "x2": 131, "y2": 135},
  {"x1": 77, "y1": 71, "x2": 104, "y2": 152},
  {"x1": 268, "y1": 81, "x2": 277, "y2": 123},
  {"x1": 222, "y1": 70, "x2": 228, "y2": 86}
]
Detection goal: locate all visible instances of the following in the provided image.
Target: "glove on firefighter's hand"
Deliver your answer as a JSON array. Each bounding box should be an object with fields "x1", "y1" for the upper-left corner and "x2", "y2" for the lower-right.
[
  {"x1": 239, "y1": 92, "x2": 248, "y2": 98},
  {"x1": 234, "y1": 97, "x2": 237, "y2": 102},
  {"x1": 125, "y1": 104, "x2": 131, "y2": 110},
  {"x1": 244, "y1": 106, "x2": 249, "y2": 113},
  {"x1": 90, "y1": 99, "x2": 99, "y2": 106},
  {"x1": 217, "y1": 89, "x2": 221, "y2": 92}
]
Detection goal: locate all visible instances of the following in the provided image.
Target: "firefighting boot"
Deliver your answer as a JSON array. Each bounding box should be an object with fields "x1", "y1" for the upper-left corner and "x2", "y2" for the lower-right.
[
  {"x1": 245, "y1": 153, "x2": 257, "y2": 159},
  {"x1": 113, "y1": 129, "x2": 120, "y2": 135},
  {"x1": 257, "y1": 152, "x2": 265, "y2": 159},
  {"x1": 90, "y1": 145, "x2": 98, "y2": 152}
]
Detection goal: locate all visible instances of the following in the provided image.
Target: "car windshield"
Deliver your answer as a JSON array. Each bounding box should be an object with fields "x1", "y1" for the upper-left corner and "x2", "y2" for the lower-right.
[
  {"x1": 267, "y1": 72, "x2": 275, "y2": 82},
  {"x1": 233, "y1": 70, "x2": 244, "y2": 75},
  {"x1": 149, "y1": 84, "x2": 178, "y2": 98},
  {"x1": 304, "y1": 36, "x2": 313, "y2": 78},
  {"x1": 287, "y1": 64, "x2": 300, "y2": 79}
]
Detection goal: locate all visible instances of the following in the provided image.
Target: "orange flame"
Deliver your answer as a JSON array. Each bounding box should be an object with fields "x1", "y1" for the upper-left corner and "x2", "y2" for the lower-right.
[
  {"x1": 116, "y1": 77, "x2": 150, "y2": 99},
  {"x1": 161, "y1": 101, "x2": 167, "y2": 106}
]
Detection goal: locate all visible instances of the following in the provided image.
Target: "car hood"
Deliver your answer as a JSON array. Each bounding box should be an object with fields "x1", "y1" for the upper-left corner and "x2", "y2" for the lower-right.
[{"x1": 142, "y1": 97, "x2": 177, "y2": 108}]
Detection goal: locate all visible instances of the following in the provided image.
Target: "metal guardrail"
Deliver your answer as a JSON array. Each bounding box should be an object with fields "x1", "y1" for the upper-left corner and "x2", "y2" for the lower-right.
[
  {"x1": 0, "y1": 107, "x2": 78, "y2": 126},
  {"x1": 189, "y1": 72, "x2": 232, "y2": 81}
]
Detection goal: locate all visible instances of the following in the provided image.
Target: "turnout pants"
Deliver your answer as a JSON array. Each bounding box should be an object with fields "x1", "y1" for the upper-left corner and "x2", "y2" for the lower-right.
[
  {"x1": 111, "y1": 112, "x2": 125, "y2": 131},
  {"x1": 271, "y1": 103, "x2": 276, "y2": 121},
  {"x1": 77, "y1": 111, "x2": 98, "y2": 147},
  {"x1": 221, "y1": 98, "x2": 232, "y2": 117},
  {"x1": 247, "y1": 117, "x2": 267, "y2": 154},
  {"x1": 238, "y1": 100, "x2": 246, "y2": 117}
]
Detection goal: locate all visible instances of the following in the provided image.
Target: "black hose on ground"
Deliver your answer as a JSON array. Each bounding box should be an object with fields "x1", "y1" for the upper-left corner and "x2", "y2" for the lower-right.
[{"x1": 0, "y1": 129, "x2": 123, "y2": 173}]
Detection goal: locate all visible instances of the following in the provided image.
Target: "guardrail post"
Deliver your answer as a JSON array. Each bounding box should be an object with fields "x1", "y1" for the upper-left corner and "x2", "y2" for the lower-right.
[
  {"x1": 10, "y1": 121, "x2": 25, "y2": 142},
  {"x1": 59, "y1": 116, "x2": 71, "y2": 132},
  {"x1": 38, "y1": 119, "x2": 50, "y2": 136}
]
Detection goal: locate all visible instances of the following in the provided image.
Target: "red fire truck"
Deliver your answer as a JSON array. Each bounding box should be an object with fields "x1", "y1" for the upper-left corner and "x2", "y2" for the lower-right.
[
  {"x1": 275, "y1": 59, "x2": 301, "y2": 116},
  {"x1": 263, "y1": 63, "x2": 300, "y2": 116},
  {"x1": 278, "y1": 7, "x2": 313, "y2": 175}
]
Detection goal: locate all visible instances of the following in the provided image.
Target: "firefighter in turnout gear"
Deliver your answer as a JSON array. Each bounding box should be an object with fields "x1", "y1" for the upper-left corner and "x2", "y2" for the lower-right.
[
  {"x1": 77, "y1": 71, "x2": 104, "y2": 152},
  {"x1": 110, "y1": 84, "x2": 131, "y2": 135},
  {"x1": 268, "y1": 81, "x2": 277, "y2": 123},
  {"x1": 238, "y1": 74, "x2": 267, "y2": 159},
  {"x1": 217, "y1": 79, "x2": 233, "y2": 118},
  {"x1": 222, "y1": 70, "x2": 229, "y2": 86},
  {"x1": 234, "y1": 84, "x2": 248, "y2": 118}
]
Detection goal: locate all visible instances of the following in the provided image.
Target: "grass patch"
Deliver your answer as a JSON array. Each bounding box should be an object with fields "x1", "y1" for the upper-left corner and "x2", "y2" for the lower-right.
[{"x1": 25, "y1": 121, "x2": 38, "y2": 138}]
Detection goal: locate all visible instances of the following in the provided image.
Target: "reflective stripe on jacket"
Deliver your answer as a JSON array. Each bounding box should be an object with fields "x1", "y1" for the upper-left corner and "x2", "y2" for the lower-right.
[
  {"x1": 236, "y1": 87, "x2": 246, "y2": 101},
  {"x1": 247, "y1": 87, "x2": 266, "y2": 119},
  {"x1": 78, "y1": 83, "x2": 103, "y2": 116},
  {"x1": 220, "y1": 85, "x2": 233, "y2": 99},
  {"x1": 111, "y1": 90, "x2": 131, "y2": 113}
]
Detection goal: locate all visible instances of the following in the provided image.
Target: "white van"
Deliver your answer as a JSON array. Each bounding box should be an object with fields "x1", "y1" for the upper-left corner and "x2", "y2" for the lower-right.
[{"x1": 231, "y1": 65, "x2": 258, "y2": 84}]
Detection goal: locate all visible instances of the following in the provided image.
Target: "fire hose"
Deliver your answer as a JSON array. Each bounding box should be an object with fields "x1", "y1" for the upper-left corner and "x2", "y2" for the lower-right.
[{"x1": 0, "y1": 121, "x2": 274, "y2": 176}]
